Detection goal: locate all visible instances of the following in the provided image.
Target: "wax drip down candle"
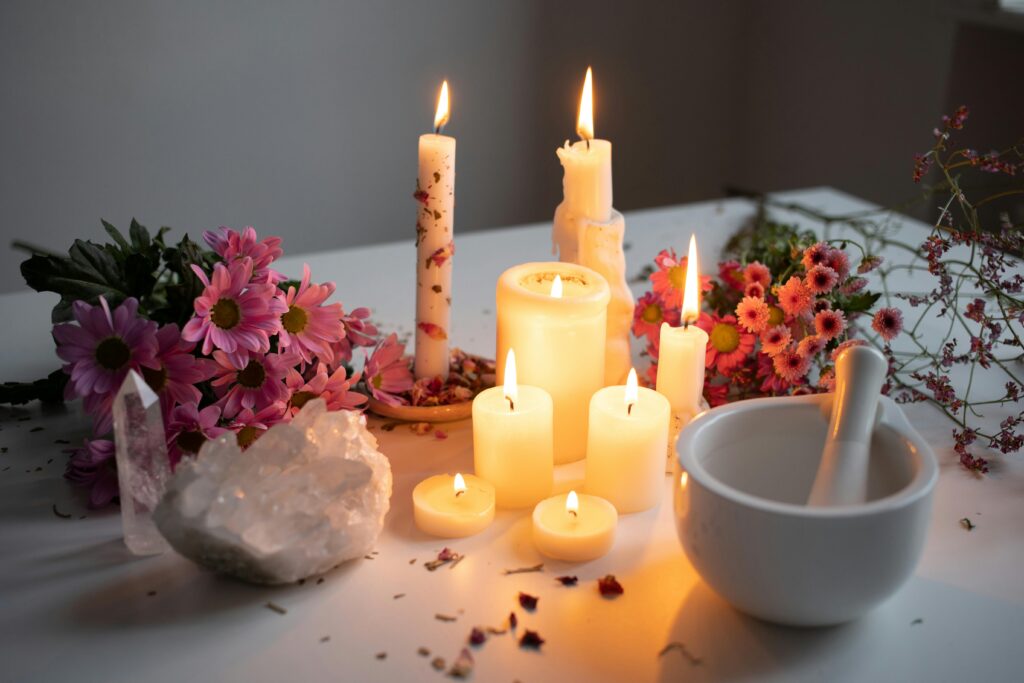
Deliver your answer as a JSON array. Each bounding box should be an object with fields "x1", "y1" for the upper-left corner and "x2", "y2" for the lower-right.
[
  {"x1": 552, "y1": 67, "x2": 634, "y2": 386},
  {"x1": 414, "y1": 80, "x2": 455, "y2": 380}
]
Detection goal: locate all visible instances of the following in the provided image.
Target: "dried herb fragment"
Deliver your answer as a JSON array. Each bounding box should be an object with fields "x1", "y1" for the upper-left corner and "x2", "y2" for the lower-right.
[
  {"x1": 519, "y1": 630, "x2": 544, "y2": 649},
  {"x1": 375, "y1": 652, "x2": 387, "y2": 660},
  {"x1": 30, "y1": 426, "x2": 44, "y2": 432},
  {"x1": 448, "y1": 648, "x2": 474, "y2": 678},
  {"x1": 425, "y1": 547, "x2": 463, "y2": 571},
  {"x1": 435, "y1": 613, "x2": 457, "y2": 622},
  {"x1": 264, "y1": 601, "x2": 287, "y2": 615},
  {"x1": 432, "y1": 284, "x2": 443, "y2": 293},
  {"x1": 409, "y1": 558, "x2": 417, "y2": 565},
  {"x1": 598, "y1": 574, "x2": 624, "y2": 597},
  {"x1": 911, "y1": 618, "x2": 924, "y2": 626},
  {"x1": 146, "y1": 590, "x2": 157, "y2": 597},
  {"x1": 410, "y1": 421, "x2": 432, "y2": 436},
  {"x1": 468, "y1": 627, "x2": 486, "y2": 646},
  {"x1": 431, "y1": 657, "x2": 446, "y2": 671},
  {"x1": 509, "y1": 612, "x2": 518, "y2": 629},
  {"x1": 518, "y1": 592, "x2": 538, "y2": 610},
  {"x1": 658, "y1": 641, "x2": 702, "y2": 665},
  {"x1": 393, "y1": 593, "x2": 405, "y2": 600},
  {"x1": 418, "y1": 647, "x2": 430, "y2": 657},
  {"x1": 320, "y1": 636, "x2": 330, "y2": 643},
  {"x1": 51, "y1": 503, "x2": 71, "y2": 519},
  {"x1": 364, "y1": 554, "x2": 375, "y2": 560},
  {"x1": 380, "y1": 422, "x2": 399, "y2": 432},
  {"x1": 959, "y1": 517, "x2": 975, "y2": 531},
  {"x1": 54, "y1": 439, "x2": 70, "y2": 444},
  {"x1": 317, "y1": 577, "x2": 325, "y2": 584},
  {"x1": 556, "y1": 575, "x2": 578, "y2": 586},
  {"x1": 503, "y1": 563, "x2": 543, "y2": 575},
  {"x1": 485, "y1": 626, "x2": 507, "y2": 635}
]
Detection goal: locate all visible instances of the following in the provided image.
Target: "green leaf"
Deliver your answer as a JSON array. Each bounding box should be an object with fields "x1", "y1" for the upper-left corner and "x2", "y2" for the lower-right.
[
  {"x1": 21, "y1": 239, "x2": 134, "y2": 322},
  {"x1": 129, "y1": 218, "x2": 151, "y2": 252},
  {"x1": 101, "y1": 220, "x2": 129, "y2": 251},
  {"x1": 842, "y1": 291, "x2": 882, "y2": 314},
  {"x1": 0, "y1": 369, "x2": 69, "y2": 405}
]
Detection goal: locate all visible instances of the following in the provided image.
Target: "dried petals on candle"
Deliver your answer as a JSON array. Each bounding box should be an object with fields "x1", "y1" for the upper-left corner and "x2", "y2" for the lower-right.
[
  {"x1": 448, "y1": 648, "x2": 474, "y2": 678},
  {"x1": 556, "y1": 575, "x2": 578, "y2": 586},
  {"x1": 468, "y1": 627, "x2": 486, "y2": 646},
  {"x1": 598, "y1": 574, "x2": 624, "y2": 597},
  {"x1": 518, "y1": 592, "x2": 539, "y2": 611},
  {"x1": 425, "y1": 242, "x2": 455, "y2": 269},
  {"x1": 658, "y1": 642, "x2": 703, "y2": 666},
  {"x1": 519, "y1": 630, "x2": 545, "y2": 649},
  {"x1": 502, "y1": 563, "x2": 544, "y2": 575},
  {"x1": 417, "y1": 322, "x2": 448, "y2": 341},
  {"x1": 413, "y1": 188, "x2": 429, "y2": 205}
]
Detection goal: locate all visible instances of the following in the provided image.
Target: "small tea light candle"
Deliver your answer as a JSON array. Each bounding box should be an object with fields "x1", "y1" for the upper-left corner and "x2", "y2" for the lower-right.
[
  {"x1": 585, "y1": 368, "x2": 670, "y2": 513},
  {"x1": 473, "y1": 349, "x2": 554, "y2": 509},
  {"x1": 413, "y1": 472, "x2": 495, "y2": 538},
  {"x1": 532, "y1": 490, "x2": 617, "y2": 562}
]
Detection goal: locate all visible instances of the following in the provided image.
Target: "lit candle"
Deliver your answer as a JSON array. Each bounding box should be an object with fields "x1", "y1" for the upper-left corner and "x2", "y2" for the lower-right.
[
  {"x1": 414, "y1": 80, "x2": 455, "y2": 380},
  {"x1": 412, "y1": 472, "x2": 494, "y2": 538},
  {"x1": 585, "y1": 368, "x2": 671, "y2": 513},
  {"x1": 532, "y1": 490, "x2": 617, "y2": 562},
  {"x1": 472, "y1": 350, "x2": 554, "y2": 509},
  {"x1": 496, "y1": 262, "x2": 610, "y2": 463},
  {"x1": 552, "y1": 67, "x2": 634, "y2": 386},
  {"x1": 656, "y1": 234, "x2": 708, "y2": 422}
]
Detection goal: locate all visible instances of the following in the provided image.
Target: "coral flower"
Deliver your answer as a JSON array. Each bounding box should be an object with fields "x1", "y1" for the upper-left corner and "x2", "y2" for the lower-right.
[
  {"x1": 632, "y1": 292, "x2": 668, "y2": 343},
  {"x1": 285, "y1": 363, "x2": 366, "y2": 416},
  {"x1": 650, "y1": 248, "x2": 713, "y2": 309},
  {"x1": 736, "y1": 296, "x2": 771, "y2": 333},
  {"x1": 277, "y1": 264, "x2": 344, "y2": 366},
  {"x1": 144, "y1": 324, "x2": 214, "y2": 416},
  {"x1": 53, "y1": 296, "x2": 158, "y2": 399},
  {"x1": 229, "y1": 402, "x2": 288, "y2": 449},
  {"x1": 760, "y1": 325, "x2": 791, "y2": 356},
  {"x1": 797, "y1": 334, "x2": 827, "y2": 358},
  {"x1": 704, "y1": 382, "x2": 729, "y2": 408},
  {"x1": 872, "y1": 307, "x2": 904, "y2": 342},
  {"x1": 744, "y1": 282, "x2": 765, "y2": 299},
  {"x1": 804, "y1": 265, "x2": 839, "y2": 295},
  {"x1": 64, "y1": 438, "x2": 118, "y2": 508},
  {"x1": 773, "y1": 347, "x2": 811, "y2": 384},
  {"x1": 744, "y1": 261, "x2": 772, "y2": 288},
  {"x1": 718, "y1": 260, "x2": 745, "y2": 291},
  {"x1": 757, "y1": 352, "x2": 791, "y2": 394},
  {"x1": 697, "y1": 313, "x2": 755, "y2": 376},
  {"x1": 210, "y1": 350, "x2": 296, "y2": 417},
  {"x1": 802, "y1": 242, "x2": 831, "y2": 270},
  {"x1": 777, "y1": 276, "x2": 814, "y2": 318},
  {"x1": 182, "y1": 258, "x2": 285, "y2": 368},
  {"x1": 814, "y1": 309, "x2": 847, "y2": 341},
  {"x1": 203, "y1": 226, "x2": 284, "y2": 283},
  {"x1": 818, "y1": 366, "x2": 836, "y2": 391},
  {"x1": 826, "y1": 248, "x2": 851, "y2": 280},
  {"x1": 166, "y1": 403, "x2": 225, "y2": 468},
  {"x1": 364, "y1": 333, "x2": 415, "y2": 406}
]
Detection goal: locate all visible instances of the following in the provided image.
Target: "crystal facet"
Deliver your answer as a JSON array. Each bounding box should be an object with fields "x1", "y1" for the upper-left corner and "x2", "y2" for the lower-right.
[
  {"x1": 112, "y1": 370, "x2": 171, "y2": 555},
  {"x1": 154, "y1": 399, "x2": 392, "y2": 584}
]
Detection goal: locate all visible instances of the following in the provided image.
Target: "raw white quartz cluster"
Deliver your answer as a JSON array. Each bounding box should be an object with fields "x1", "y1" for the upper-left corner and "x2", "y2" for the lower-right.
[{"x1": 154, "y1": 399, "x2": 392, "y2": 584}]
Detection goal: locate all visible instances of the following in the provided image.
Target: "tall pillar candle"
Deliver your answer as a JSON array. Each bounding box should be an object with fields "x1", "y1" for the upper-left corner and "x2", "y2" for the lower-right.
[
  {"x1": 496, "y1": 262, "x2": 609, "y2": 464},
  {"x1": 414, "y1": 80, "x2": 455, "y2": 380},
  {"x1": 552, "y1": 68, "x2": 634, "y2": 386}
]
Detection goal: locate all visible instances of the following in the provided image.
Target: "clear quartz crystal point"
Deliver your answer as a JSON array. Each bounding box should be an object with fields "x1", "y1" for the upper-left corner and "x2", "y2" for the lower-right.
[{"x1": 113, "y1": 370, "x2": 171, "y2": 555}]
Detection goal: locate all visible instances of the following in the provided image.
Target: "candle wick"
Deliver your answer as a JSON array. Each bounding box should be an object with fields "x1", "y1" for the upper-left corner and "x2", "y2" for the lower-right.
[
  {"x1": 683, "y1": 319, "x2": 689, "y2": 330},
  {"x1": 568, "y1": 509, "x2": 578, "y2": 518},
  {"x1": 585, "y1": 138, "x2": 590, "y2": 151},
  {"x1": 455, "y1": 489, "x2": 465, "y2": 498},
  {"x1": 506, "y1": 396, "x2": 515, "y2": 412},
  {"x1": 434, "y1": 123, "x2": 444, "y2": 135},
  {"x1": 627, "y1": 403, "x2": 634, "y2": 416}
]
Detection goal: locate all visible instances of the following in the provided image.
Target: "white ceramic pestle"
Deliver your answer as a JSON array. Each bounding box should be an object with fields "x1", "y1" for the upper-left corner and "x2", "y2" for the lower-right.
[{"x1": 807, "y1": 344, "x2": 889, "y2": 506}]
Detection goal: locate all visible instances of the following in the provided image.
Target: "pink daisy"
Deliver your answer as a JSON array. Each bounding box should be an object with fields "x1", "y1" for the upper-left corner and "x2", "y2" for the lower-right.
[
  {"x1": 277, "y1": 264, "x2": 344, "y2": 366},
  {"x1": 697, "y1": 313, "x2": 755, "y2": 376},
  {"x1": 736, "y1": 296, "x2": 771, "y2": 333},
  {"x1": 64, "y1": 438, "x2": 118, "y2": 508},
  {"x1": 182, "y1": 258, "x2": 285, "y2": 368},
  {"x1": 826, "y1": 248, "x2": 851, "y2": 280},
  {"x1": 53, "y1": 296, "x2": 158, "y2": 399},
  {"x1": 285, "y1": 363, "x2": 366, "y2": 416},
  {"x1": 632, "y1": 292, "x2": 669, "y2": 343},
  {"x1": 872, "y1": 307, "x2": 904, "y2": 342},
  {"x1": 797, "y1": 334, "x2": 827, "y2": 358},
  {"x1": 717, "y1": 260, "x2": 745, "y2": 292},
  {"x1": 760, "y1": 325, "x2": 791, "y2": 356},
  {"x1": 804, "y1": 265, "x2": 839, "y2": 295},
  {"x1": 203, "y1": 226, "x2": 284, "y2": 283},
  {"x1": 802, "y1": 242, "x2": 831, "y2": 270},
  {"x1": 773, "y1": 347, "x2": 811, "y2": 384},
  {"x1": 777, "y1": 276, "x2": 814, "y2": 318},
  {"x1": 332, "y1": 307, "x2": 379, "y2": 368},
  {"x1": 229, "y1": 402, "x2": 288, "y2": 449},
  {"x1": 744, "y1": 282, "x2": 765, "y2": 299},
  {"x1": 743, "y1": 262, "x2": 772, "y2": 288},
  {"x1": 143, "y1": 324, "x2": 214, "y2": 416},
  {"x1": 364, "y1": 333, "x2": 415, "y2": 406},
  {"x1": 210, "y1": 350, "x2": 296, "y2": 417},
  {"x1": 650, "y1": 248, "x2": 713, "y2": 309},
  {"x1": 831, "y1": 338, "x2": 867, "y2": 362},
  {"x1": 814, "y1": 309, "x2": 847, "y2": 341},
  {"x1": 166, "y1": 403, "x2": 226, "y2": 468}
]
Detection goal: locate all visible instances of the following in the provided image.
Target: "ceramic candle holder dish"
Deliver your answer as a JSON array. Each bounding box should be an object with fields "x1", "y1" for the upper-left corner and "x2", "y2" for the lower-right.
[{"x1": 674, "y1": 393, "x2": 938, "y2": 627}]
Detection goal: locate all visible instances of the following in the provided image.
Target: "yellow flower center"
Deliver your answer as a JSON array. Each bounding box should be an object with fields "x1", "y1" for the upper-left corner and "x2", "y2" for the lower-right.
[
  {"x1": 95, "y1": 336, "x2": 131, "y2": 371},
  {"x1": 667, "y1": 265, "x2": 686, "y2": 291},
  {"x1": 641, "y1": 302, "x2": 663, "y2": 324},
  {"x1": 210, "y1": 298, "x2": 241, "y2": 330},
  {"x1": 236, "y1": 426, "x2": 260, "y2": 449},
  {"x1": 290, "y1": 390, "x2": 317, "y2": 409},
  {"x1": 710, "y1": 322, "x2": 740, "y2": 354},
  {"x1": 767, "y1": 305, "x2": 784, "y2": 326},
  {"x1": 281, "y1": 305, "x2": 308, "y2": 334},
  {"x1": 236, "y1": 360, "x2": 266, "y2": 389}
]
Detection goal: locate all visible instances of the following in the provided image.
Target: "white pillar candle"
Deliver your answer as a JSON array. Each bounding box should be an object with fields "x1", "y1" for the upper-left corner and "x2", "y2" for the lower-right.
[
  {"x1": 414, "y1": 80, "x2": 455, "y2": 380},
  {"x1": 585, "y1": 368, "x2": 671, "y2": 513},
  {"x1": 472, "y1": 350, "x2": 554, "y2": 509},
  {"x1": 412, "y1": 472, "x2": 494, "y2": 538},
  {"x1": 552, "y1": 68, "x2": 633, "y2": 385},
  {"x1": 496, "y1": 262, "x2": 610, "y2": 464},
  {"x1": 532, "y1": 490, "x2": 617, "y2": 562},
  {"x1": 656, "y1": 235, "x2": 708, "y2": 421}
]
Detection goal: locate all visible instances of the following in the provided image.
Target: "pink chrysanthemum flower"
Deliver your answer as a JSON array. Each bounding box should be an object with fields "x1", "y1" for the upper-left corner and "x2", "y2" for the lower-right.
[
  {"x1": 166, "y1": 403, "x2": 225, "y2": 468},
  {"x1": 826, "y1": 248, "x2": 851, "y2": 280},
  {"x1": 364, "y1": 333, "x2": 415, "y2": 406},
  {"x1": 277, "y1": 264, "x2": 344, "y2": 366},
  {"x1": 229, "y1": 402, "x2": 288, "y2": 449},
  {"x1": 797, "y1": 334, "x2": 827, "y2": 358},
  {"x1": 872, "y1": 307, "x2": 904, "y2": 342},
  {"x1": 717, "y1": 260, "x2": 745, "y2": 291},
  {"x1": 804, "y1": 265, "x2": 839, "y2": 295},
  {"x1": 743, "y1": 261, "x2": 772, "y2": 288},
  {"x1": 840, "y1": 277, "x2": 869, "y2": 295},
  {"x1": 704, "y1": 382, "x2": 729, "y2": 407},
  {"x1": 144, "y1": 324, "x2": 214, "y2": 416},
  {"x1": 802, "y1": 243, "x2": 831, "y2": 270},
  {"x1": 773, "y1": 347, "x2": 811, "y2": 384},
  {"x1": 650, "y1": 249, "x2": 713, "y2": 309},
  {"x1": 285, "y1": 363, "x2": 366, "y2": 416},
  {"x1": 760, "y1": 325, "x2": 791, "y2": 356},
  {"x1": 182, "y1": 258, "x2": 285, "y2": 368},
  {"x1": 777, "y1": 276, "x2": 814, "y2": 318},
  {"x1": 831, "y1": 338, "x2": 867, "y2": 362},
  {"x1": 210, "y1": 350, "x2": 296, "y2": 417},
  {"x1": 736, "y1": 296, "x2": 771, "y2": 333},
  {"x1": 744, "y1": 282, "x2": 765, "y2": 299},
  {"x1": 697, "y1": 313, "x2": 755, "y2": 376},
  {"x1": 53, "y1": 296, "x2": 159, "y2": 399},
  {"x1": 818, "y1": 366, "x2": 836, "y2": 391},
  {"x1": 632, "y1": 292, "x2": 668, "y2": 343},
  {"x1": 756, "y1": 352, "x2": 791, "y2": 394},
  {"x1": 65, "y1": 438, "x2": 118, "y2": 508},
  {"x1": 814, "y1": 309, "x2": 847, "y2": 341},
  {"x1": 858, "y1": 255, "x2": 883, "y2": 274},
  {"x1": 332, "y1": 307, "x2": 379, "y2": 368},
  {"x1": 203, "y1": 226, "x2": 284, "y2": 283}
]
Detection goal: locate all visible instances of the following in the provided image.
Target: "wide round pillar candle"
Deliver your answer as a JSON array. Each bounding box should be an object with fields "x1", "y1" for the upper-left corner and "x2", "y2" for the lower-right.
[
  {"x1": 532, "y1": 491, "x2": 617, "y2": 562},
  {"x1": 496, "y1": 262, "x2": 610, "y2": 464},
  {"x1": 585, "y1": 369, "x2": 671, "y2": 513},
  {"x1": 473, "y1": 350, "x2": 554, "y2": 509},
  {"x1": 413, "y1": 473, "x2": 494, "y2": 538}
]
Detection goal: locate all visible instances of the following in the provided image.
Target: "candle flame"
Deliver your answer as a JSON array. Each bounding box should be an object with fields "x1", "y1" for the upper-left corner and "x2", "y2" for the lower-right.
[
  {"x1": 682, "y1": 234, "x2": 700, "y2": 324},
  {"x1": 625, "y1": 367, "x2": 638, "y2": 412},
  {"x1": 503, "y1": 348, "x2": 518, "y2": 408},
  {"x1": 453, "y1": 472, "x2": 466, "y2": 497},
  {"x1": 566, "y1": 490, "x2": 579, "y2": 517},
  {"x1": 434, "y1": 80, "x2": 450, "y2": 132},
  {"x1": 576, "y1": 67, "x2": 594, "y2": 141},
  {"x1": 551, "y1": 274, "x2": 563, "y2": 299}
]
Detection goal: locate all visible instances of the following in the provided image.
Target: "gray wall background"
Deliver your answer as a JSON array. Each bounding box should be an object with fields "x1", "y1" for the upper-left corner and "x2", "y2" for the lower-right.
[{"x1": 1, "y1": 0, "x2": 1017, "y2": 293}]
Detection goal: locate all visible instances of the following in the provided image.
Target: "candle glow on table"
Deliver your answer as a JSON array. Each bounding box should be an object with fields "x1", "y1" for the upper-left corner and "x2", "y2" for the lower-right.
[
  {"x1": 656, "y1": 234, "x2": 709, "y2": 421},
  {"x1": 472, "y1": 350, "x2": 554, "y2": 509},
  {"x1": 552, "y1": 67, "x2": 634, "y2": 385},
  {"x1": 532, "y1": 490, "x2": 617, "y2": 562},
  {"x1": 414, "y1": 80, "x2": 456, "y2": 380},
  {"x1": 412, "y1": 471, "x2": 494, "y2": 538},
  {"x1": 585, "y1": 368, "x2": 671, "y2": 513},
  {"x1": 496, "y1": 262, "x2": 610, "y2": 464}
]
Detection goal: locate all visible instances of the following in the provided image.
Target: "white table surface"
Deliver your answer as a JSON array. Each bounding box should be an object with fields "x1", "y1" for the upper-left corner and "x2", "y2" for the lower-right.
[{"x1": 1, "y1": 188, "x2": 1021, "y2": 683}]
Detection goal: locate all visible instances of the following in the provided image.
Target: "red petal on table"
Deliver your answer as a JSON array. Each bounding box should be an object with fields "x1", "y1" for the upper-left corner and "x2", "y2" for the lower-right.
[
  {"x1": 598, "y1": 574, "x2": 624, "y2": 597},
  {"x1": 418, "y1": 322, "x2": 447, "y2": 340},
  {"x1": 434, "y1": 430, "x2": 448, "y2": 440}
]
